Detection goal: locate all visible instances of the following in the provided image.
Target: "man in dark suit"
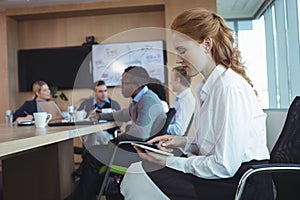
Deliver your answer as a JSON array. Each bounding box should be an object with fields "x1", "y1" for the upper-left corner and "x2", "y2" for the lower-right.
[{"x1": 66, "y1": 66, "x2": 166, "y2": 200}]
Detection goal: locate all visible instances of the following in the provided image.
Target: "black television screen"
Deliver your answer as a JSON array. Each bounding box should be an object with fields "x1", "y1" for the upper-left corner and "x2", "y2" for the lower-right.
[
  {"x1": 92, "y1": 40, "x2": 167, "y2": 86},
  {"x1": 18, "y1": 45, "x2": 93, "y2": 92}
]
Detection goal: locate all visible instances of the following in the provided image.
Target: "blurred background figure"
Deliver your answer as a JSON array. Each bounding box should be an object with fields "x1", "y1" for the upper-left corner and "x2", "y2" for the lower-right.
[
  {"x1": 167, "y1": 66, "x2": 195, "y2": 136},
  {"x1": 78, "y1": 80, "x2": 121, "y2": 116},
  {"x1": 66, "y1": 66, "x2": 166, "y2": 200},
  {"x1": 147, "y1": 77, "x2": 169, "y2": 113},
  {"x1": 74, "y1": 80, "x2": 121, "y2": 179},
  {"x1": 13, "y1": 80, "x2": 51, "y2": 122}
]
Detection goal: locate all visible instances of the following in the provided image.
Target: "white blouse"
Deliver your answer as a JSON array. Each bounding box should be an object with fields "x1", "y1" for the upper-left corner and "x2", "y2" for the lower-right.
[{"x1": 166, "y1": 65, "x2": 270, "y2": 179}]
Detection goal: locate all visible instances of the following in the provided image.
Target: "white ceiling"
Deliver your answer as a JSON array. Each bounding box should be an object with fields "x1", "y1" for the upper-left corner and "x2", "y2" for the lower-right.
[
  {"x1": 217, "y1": 0, "x2": 269, "y2": 19},
  {"x1": 0, "y1": 0, "x2": 270, "y2": 19}
]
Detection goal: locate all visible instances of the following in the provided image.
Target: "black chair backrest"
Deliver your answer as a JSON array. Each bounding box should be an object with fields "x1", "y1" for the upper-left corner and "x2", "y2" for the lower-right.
[
  {"x1": 148, "y1": 108, "x2": 176, "y2": 140},
  {"x1": 183, "y1": 113, "x2": 194, "y2": 136},
  {"x1": 270, "y1": 96, "x2": 300, "y2": 199}
]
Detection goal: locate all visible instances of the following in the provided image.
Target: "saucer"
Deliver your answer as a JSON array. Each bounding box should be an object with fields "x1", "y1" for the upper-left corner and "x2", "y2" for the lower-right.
[{"x1": 17, "y1": 120, "x2": 35, "y2": 126}]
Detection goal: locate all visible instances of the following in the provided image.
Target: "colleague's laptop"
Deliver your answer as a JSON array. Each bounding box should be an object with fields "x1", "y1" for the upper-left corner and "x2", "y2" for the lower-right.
[
  {"x1": 37, "y1": 101, "x2": 64, "y2": 122},
  {"x1": 37, "y1": 101, "x2": 98, "y2": 126}
]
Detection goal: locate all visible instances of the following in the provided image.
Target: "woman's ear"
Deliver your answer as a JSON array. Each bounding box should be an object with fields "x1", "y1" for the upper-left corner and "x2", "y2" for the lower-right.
[{"x1": 203, "y1": 38, "x2": 213, "y2": 53}]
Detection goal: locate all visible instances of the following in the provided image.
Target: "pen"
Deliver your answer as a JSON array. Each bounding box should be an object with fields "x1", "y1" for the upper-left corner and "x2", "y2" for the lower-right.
[
  {"x1": 91, "y1": 107, "x2": 98, "y2": 114},
  {"x1": 24, "y1": 111, "x2": 29, "y2": 115}
]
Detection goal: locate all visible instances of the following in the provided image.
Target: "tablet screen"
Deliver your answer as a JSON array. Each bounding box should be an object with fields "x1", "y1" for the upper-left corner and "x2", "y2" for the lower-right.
[{"x1": 131, "y1": 142, "x2": 173, "y2": 156}]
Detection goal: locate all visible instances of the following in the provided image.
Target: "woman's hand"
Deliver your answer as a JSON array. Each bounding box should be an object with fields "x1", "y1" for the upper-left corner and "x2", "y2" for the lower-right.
[
  {"x1": 148, "y1": 135, "x2": 187, "y2": 152},
  {"x1": 133, "y1": 135, "x2": 187, "y2": 166},
  {"x1": 134, "y1": 146, "x2": 168, "y2": 166},
  {"x1": 16, "y1": 114, "x2": 34, "y2": 122}
]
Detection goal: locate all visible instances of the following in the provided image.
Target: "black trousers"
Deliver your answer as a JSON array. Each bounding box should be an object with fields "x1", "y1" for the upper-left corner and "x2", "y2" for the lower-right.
[
  {"x1": 144, "y1": 160, "x2": 274, "y2": 200},
  {"x1": 65, "y1": 143, "x2": 141, "y2": 200}
]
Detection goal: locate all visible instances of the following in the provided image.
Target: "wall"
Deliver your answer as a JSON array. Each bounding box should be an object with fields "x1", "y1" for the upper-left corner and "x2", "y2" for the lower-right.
[
  {"x1": 0, "y1": 0, "x2": 216, "y2": 122},
  {"x1": 16, "y1": 10, "x2": 166, "y2": 111},
  {"x1": 7, "y1": 17, "x2": 19, "y2": 111},
  {"x1": 0, "y1": 14, "x2": 10, "y2": 121}
]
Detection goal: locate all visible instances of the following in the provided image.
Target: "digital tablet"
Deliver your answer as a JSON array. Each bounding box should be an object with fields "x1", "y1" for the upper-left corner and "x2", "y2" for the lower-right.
[
  {"x1": 131, "y1": 142, "x2": 173, "y2": 156},
  {"x1": 130, "y1": 141, "x2": 158, "y2": 148}
]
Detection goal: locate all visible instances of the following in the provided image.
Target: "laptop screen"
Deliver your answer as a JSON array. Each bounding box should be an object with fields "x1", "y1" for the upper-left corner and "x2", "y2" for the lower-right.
[{"x1": 37, "y1": 101, "x2": 64, "y2": 121}]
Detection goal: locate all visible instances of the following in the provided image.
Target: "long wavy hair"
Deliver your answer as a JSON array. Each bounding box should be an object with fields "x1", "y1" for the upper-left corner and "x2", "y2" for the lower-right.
[{"x1": 171, "y1": 8, "x2": 256, "y2": 93}]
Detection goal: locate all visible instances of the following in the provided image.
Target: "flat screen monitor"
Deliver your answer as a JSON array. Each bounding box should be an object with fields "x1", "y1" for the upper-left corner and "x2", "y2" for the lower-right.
[
  {"x1": 92, "y1": 40, "x2": 166, "y2": 86},
  {"x1": 18, "y1": 45, "x2": 92, "y2": 91}
]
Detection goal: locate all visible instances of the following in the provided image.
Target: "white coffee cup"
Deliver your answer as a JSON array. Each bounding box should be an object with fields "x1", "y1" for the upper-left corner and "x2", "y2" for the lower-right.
[
  {"x1": 75, "y1": 110, "x2": 87, "y2": 121},
  {"x1": 101, "y1": 108, "x2": 113, "y2": 113},
  {"x1": 33, "y1": 112, "x2": 52, "y2": 128}
]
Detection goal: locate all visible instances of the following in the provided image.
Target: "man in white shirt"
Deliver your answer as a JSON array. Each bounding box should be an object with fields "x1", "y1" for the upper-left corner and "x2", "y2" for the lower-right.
[{"x1": 167, "y1": 66, "x2": 195, "y2": 136}]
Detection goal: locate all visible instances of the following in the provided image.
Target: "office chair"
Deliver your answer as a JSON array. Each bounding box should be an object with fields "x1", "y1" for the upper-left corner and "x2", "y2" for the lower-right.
[
  {"x1": 98, "y1": 108, "x2": 176, "y2": 200},
  {"x1": 235, "y1": 96, "x2": 300, "y2": 200},
  {"x1": 72, "y1": 126, "x2": 120, "y2": 181}
]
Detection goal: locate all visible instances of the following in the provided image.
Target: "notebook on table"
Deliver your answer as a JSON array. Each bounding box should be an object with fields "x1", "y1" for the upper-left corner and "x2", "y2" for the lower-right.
[{"x1": 48, "y1": 121, "x2": 97, "y2": 126}]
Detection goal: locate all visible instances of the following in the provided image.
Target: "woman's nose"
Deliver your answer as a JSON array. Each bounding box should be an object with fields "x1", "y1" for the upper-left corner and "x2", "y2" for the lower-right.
[{"x1": 176, "y1": 56, "x2": 183, "y2": 64}]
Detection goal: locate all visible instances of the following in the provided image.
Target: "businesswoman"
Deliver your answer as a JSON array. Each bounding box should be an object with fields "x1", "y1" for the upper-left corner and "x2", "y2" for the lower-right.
[
  {"x1": 13, "y1": 80, "x2": 51, "y2": 122},
  {"x1": 121, "y1": 8, "x2": 274, "y2": 200}
]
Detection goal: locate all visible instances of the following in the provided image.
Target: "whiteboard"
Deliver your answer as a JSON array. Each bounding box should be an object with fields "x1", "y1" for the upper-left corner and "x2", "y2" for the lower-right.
[{"x1": 92, "y1": 40, "x2": 166, "y2": 86}]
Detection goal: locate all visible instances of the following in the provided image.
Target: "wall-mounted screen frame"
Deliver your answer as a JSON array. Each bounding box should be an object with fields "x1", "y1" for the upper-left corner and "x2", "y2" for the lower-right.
[
  {"x1": 92, "y1": 40, "x2": 166, "y2": 86},
  {"x1": 18, "y1": 45, "x2": 92, "y2": 91}
]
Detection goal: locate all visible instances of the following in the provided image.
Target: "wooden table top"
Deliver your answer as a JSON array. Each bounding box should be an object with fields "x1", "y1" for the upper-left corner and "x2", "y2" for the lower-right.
[{"x1": 0, "y1": 122, "x2": 115, "y2": 158}]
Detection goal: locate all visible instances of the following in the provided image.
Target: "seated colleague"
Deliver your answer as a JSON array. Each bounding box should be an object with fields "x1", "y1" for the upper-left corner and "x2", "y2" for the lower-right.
[
  {"x1": 65, "y1": 66, "x2": 166, "y2": 200},
  {"x1": 124, "y1": 77, "x2": 168, "y2": 133},
  {"x1": 78, "y1": 80, "x2": 121, "y2": 143},
  {"x1": 147, "y1": 77, "x2": 169, "y2": 113},
  {"x1": 13, "y1": 80, "x2": 51, "y2": 122},
  {"x1": 78, "y1": 80, "x2": 121, "y2": 115},
  {"x1": 121, "y1": 8, "x2": 273, "y2": 200},
  {"x1": 167, "y1": 66, "x2": 195, "y2": 136}
]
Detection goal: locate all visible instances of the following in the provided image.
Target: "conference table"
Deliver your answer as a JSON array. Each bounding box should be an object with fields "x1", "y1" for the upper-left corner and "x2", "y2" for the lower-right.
[{"x1": 0, "y1": 122, "x2": 116, "y2": 200}]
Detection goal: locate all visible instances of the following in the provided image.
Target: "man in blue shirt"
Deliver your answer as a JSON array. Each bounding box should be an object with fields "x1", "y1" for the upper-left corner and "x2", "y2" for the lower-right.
[
  {"x1": 74, "y1": 81, "x2": 121, "y2": 180},
  {"x1": 78, "y1": 80, "x2": 121, "y2": 145},
  {"x1": 78, "y1": 80, "x2": 121, "y2": 115}
]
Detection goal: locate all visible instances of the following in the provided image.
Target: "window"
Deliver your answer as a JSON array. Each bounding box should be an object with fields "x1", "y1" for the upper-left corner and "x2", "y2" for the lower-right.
[
  {"x1": 263, "y1": 0, "x2": 300, "y2": 108},
  {"x1": 227, "y1": 18, "x2": 269, "y2": 108}
]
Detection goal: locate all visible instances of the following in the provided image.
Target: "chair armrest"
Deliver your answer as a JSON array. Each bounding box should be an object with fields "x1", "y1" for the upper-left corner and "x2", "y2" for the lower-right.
[{"x1": 234, "y1": 163, "x2": 300, "y2": 200}]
